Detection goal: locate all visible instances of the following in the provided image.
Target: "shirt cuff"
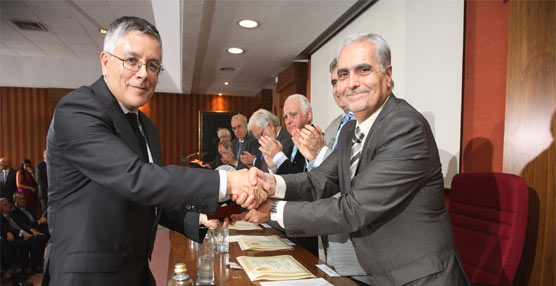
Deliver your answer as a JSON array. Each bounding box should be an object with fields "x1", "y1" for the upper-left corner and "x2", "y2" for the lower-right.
[
  {"x1": 218, "y1": 170, "x2": 227, "y2": 200},
  {"x1": 270, "y1": 200, "x2": 287, "y2": 228},
  {"x1": 273, "y1": 151, "x2": 287, "y2": 171},
  {"x1": 312, "y1": 146, "x2": 329, "y2": 169},
  {"x1": 272, "y1": 175, "x2": 286, "y2": 199}
]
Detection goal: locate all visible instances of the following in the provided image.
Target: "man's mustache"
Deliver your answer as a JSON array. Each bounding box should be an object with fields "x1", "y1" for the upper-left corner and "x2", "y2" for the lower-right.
[{"x1": 344, "y1": 88, "x2": 370, "y2": 97}]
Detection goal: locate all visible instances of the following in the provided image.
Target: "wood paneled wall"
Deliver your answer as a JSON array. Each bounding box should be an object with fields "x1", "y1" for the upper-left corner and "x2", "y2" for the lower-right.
[
  {"x1": 0, "y1": 87, "x2": 50, "y2": 168},
  {"x1": 0, "y1": 87, "x2": 260, "y2": 169},
  {"x1": 504, "y1": 0, "x2": 556, "y2": 285},
  {"x1": 461, "y1": 0, "x2": 509, "y2": 172}
]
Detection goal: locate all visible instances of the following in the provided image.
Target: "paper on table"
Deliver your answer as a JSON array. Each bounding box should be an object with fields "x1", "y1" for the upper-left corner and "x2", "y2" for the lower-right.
[
  {"x1": 259, "y1": 277, "x2": 333, "y2": 286},
  {"x1": 229, "y1": 221, "x2": 262, "y2": 230},
  {"x1": 237, "y1": 235, "x2": 294, "y2": 251},
  {"x1": 237, "y1": 255, "x2": 316, "y2": 281}
]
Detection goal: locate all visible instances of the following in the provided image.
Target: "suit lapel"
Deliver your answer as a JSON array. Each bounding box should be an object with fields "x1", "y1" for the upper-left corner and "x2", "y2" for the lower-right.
[{"x1": 139, "y1": 111, "x2": 162, "y2": 165}]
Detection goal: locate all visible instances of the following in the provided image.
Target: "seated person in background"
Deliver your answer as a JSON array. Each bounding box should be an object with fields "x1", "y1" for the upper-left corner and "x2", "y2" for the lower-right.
[
  {"x1": 219, "y1": 140, "x2": 238, "y2": 168},
  {"x1": 1, "y1": 197, "x2": 43, "y2": 275},
  {"x1": 210, "y1": 128, "x2": 232, "y2": 169},
  {"x1": 247, "y1": 109, "x2": 294, "y2": 173},
  {"x1": 231, "y1": 114, "x2": 259, "y2": 169},
  {"x1": 11, "y1": 192, "x2": 49, "y2": 239}
]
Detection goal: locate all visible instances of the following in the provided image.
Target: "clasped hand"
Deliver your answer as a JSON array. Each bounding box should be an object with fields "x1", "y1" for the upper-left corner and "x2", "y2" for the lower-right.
[
  {"x1": 226, "y1": 168, "x2": 273, "y2": 209},
  {"x1": 230, "y1": 167, "x2": 276, "y2": 224}
]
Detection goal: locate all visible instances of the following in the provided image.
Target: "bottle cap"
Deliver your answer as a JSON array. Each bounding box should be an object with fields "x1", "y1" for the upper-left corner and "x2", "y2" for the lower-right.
[{"x1": 174, "y1": 263, "x2": 187, "y2": 274}]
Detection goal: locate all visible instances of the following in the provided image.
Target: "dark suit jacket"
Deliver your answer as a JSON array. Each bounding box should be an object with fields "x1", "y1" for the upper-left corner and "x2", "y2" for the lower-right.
[
  {"x1": 280, "y1": 95, "x2": 466, "y2": 285},
  {"x1": 0, "y1": 168, "x2": 18, "y2": 204},
  {"x1": 253, "y1": 128, "x2": 294, "y2": 171},
  {"x1": 275, "y1": 127, "x2": 306, "y2": 174},
  {"x1": 1, "y1": 214, "x2": 21, "y2": 239},
  {"x1": 232, "y1": 135, "x2": 260, "y2": 169},
  {"x1": 44, "y1": 77, "x2": 220, "y2": 286},
  {"x1": 35, "y1": 161, "x2": 48, "y2": 217}
]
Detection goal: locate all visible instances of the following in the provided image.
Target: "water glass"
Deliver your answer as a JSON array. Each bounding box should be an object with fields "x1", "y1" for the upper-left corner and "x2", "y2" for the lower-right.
[{"x1": 214, "y1": 225, "x2": 229, "y2": 253}]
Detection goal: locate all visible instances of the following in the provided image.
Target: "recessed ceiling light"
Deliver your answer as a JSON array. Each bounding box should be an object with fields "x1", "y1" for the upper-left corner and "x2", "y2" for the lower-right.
[
  {"x1": 238, "y1": 19, "x2": 258, "y2": 29},
  {"x1": 218, "y1": 93, "x2": 223, "y2": 96},
  {"x1": 224, "y1": 82, "x2": 229, "y2": 86},
  {"x1": 99, "y1": 28, "x2": 107, "y2": 34},
  {"x1": 227, "y1": 47, "x2": 244, "y2": 55}
]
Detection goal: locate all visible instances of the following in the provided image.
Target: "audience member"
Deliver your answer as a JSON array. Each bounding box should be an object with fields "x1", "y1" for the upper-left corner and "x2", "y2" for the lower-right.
[
  {"x1": 15, "y1": 159, "x2": 37, "y2": 216},
  {"x1": 11, "y1": 192, "x2": 49, "y2": 239},
  {"x1": 209, "y1": 128, "x2": 232, "y2": 168},
  {"x1": 1, "y1": 198, "x2": 33, "y2": 286},
  {"x1": 0, "y1": 158, "x2": 18, "y2": 204},
  {"x1": 218, "y1": 140, "x2": 238, "y2": 168},
  {"x1": 1, "y1": 197, "x2": 43, "y2": 277},
  {"x1": 231, "y1": 114, "x2": 259, "y2": 169},
  {"x1": 247, "y1": 109, "x2": 294, "y2": 173},
  {"x1": 36, "y1": 150, "x2": 48, "y2": 217}
]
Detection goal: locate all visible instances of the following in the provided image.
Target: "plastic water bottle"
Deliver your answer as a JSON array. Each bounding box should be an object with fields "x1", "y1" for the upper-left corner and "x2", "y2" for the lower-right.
[{"x1": 168, "y1": 263, "x2": 193, "y2": 286}]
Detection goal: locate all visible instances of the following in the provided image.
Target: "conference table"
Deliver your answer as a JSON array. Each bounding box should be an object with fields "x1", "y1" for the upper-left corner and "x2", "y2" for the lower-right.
[{"x1": 167, "y1": 224, "x2": 358, "y2": 285}]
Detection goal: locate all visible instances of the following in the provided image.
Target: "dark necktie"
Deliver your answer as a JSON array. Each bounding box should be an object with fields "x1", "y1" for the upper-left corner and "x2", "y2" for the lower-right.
[
  {"x1": 236, "y1": 140, "x2": 244, "y2": 160},
  {"x1": 126, "y1": 113, "x2": 149, "y2": 160},
  {"x1": 350, "y1": 126, "x2": 365, "y2": 179},
  {"x1": 5, "y1": 215, "x2": 21, "y2": 230}
]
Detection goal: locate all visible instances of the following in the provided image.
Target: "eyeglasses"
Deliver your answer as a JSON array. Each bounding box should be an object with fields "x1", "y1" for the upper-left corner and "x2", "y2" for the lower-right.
[{"x1": 106, "y1": 51, "x2": 164, "y2": 76}]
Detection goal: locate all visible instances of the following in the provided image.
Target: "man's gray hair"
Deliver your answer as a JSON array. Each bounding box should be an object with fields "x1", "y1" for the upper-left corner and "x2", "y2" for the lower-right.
[
  {"x1": 231, "y1": 114, "x2": 248, "y2": 125},
  {"x1": 217, "y1": 128, "x2": 231, "y2": 138},
  {"x1": 0, "y1": 198, "x2": 7, "y2": 203},
  {"x1": 103, "y1": 16, "x2": 162, "y2": 54},
  {"x1": 338, "y1": 33, "x2": 391, "y2": 72},
  {"x1": 329, "y1": 57, "x2": 337, "y2": 73},
  {"x1": 248, "y1": 109, "x2": 279, "y2": 133},
  {"x1": 285, "y1": 94, "x2": 312, "y2": 116}
]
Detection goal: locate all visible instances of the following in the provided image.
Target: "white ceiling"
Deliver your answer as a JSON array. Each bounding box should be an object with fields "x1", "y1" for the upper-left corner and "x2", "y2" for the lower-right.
[{"x1": 0, "y1": 0, "x2": 357, "y2": 97}]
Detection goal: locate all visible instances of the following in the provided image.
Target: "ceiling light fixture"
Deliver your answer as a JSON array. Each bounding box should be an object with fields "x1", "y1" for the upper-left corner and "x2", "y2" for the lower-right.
[
  {"x1": 227, "y1": 47, "x2": 244, "y2": 55},
  {"x1": 238, "y1": 19, "x2": 258, "y2": 29},
  {"x1": 99, "y1": 28, "x2": 107, "y2": 34},
  {"x1": 218, "y1": 93, "x2": 223, "y2": 96},
  {"x1": 224, "y1": 82, "x2": 229, "y2": 86}
]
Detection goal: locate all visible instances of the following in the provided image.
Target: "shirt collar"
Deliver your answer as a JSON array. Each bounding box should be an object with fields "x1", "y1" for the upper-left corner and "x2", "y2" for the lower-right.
[
  {"x1": 117, "y1": 100, "x2": 137, "y2": 116},
  {"x1": 355, "y1": 95, "x2": 390, "y2": 138}
]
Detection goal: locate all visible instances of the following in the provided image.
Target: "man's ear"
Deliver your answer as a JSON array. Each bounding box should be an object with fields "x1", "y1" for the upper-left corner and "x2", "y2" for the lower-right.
[
  {"x1": 306, "y1": 109, "x2": 313, "y2": 124},
  {"x1": 100, "y1": 51, "x2": 110, "y2": 76}
]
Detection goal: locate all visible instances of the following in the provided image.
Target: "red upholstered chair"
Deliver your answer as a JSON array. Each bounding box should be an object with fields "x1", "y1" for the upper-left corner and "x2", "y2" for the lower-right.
[{"x1": 449, "y1": 172, "x2": 529, "y2": 285}]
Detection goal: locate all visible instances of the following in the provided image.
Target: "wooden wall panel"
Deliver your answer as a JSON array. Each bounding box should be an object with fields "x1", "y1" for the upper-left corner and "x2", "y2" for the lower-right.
[
  {"x1": 504, "y1": 0, "x2": 556, "y2": 285},
  {"x1": 460, "y1": 0, "x2": 509, "y2": 173},
  {"x1": 0, "y1": 87, "x2": 49, "y2": 169},
  {"x1": 1, "y1": 87, "x2": 259, "y2": 171}
]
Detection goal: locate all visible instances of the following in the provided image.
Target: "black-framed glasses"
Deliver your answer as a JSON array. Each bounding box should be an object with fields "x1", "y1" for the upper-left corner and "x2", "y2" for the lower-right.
[{"x1": 106, "y1": 51, "x2": 164, "y2": 76}]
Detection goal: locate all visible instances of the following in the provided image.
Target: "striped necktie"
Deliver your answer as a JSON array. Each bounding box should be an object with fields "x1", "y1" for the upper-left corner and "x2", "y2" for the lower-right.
[{"x1": 350, "y1": 126, "x2": 365, "y2": 179}]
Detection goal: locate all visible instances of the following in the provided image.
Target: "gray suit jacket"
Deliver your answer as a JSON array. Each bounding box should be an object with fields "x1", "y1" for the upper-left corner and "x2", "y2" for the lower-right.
[
  {"x1": 232, "y1": 135, "x2": 260, "y2": 169},
  {"x1": 323, "y1": 114, "x2": 342, "y2": 149},
  {"x1": 45, "y1": 77, "x2": 220, "y2": 286},
  {"x1": 281, "y1": 95, "x2": 466, "y2": 285}
]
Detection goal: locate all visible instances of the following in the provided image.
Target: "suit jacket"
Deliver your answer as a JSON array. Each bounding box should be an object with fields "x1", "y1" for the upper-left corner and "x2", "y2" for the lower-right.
[
  {"x1": 0, "y1": 168, "x2": 17, "y2": 204},
  {"x1": 44, "y1": 77, "x2": 220, "y2": 286},
  {"x1": 280, "y1": 95, "x2": 466, "y2": 285},
  {"x1": 274, "y1": 127, "x2": 305, "y2": 174},
  {"x1": 1, "y1": 214, "x2": 22, "y2": 239},
  {"x1": 36, "y1": 161, "x2": 48, "y2": 217},
  {"x1": 232, "y1": 135, "x2": 260, "y2": 169},
  {"x1": 323, "y1": 114, "x2": 342, "y2": 149}
]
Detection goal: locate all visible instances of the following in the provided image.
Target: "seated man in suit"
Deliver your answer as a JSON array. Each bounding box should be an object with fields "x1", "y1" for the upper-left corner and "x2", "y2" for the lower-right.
[
  {"x1": 231, "y1": 114, "x2": 260, "y2": 170},
  {"x1": 1, "y1": 198, "x2": 43, "y2": 276},
  {"x1": 219, "y1": 140, "x2": 238, "y2": 168},
  {"x1": 236, "y1": 32, "x2": 469, "y2": 286},
  {"x1": 247, "y1": 109, "x2": 294, "y2": 173},
  {"x1": 209, "y1": 128, "x2": 233, "y2": 169},
  {"x1": 11, "y1": 192, "x2": 49, "y2": 239}
]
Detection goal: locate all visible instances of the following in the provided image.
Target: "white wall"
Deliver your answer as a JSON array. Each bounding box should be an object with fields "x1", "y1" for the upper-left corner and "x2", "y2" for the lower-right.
[{"x1": 310, "y1": 0, "x2": 463, "y2": 187}]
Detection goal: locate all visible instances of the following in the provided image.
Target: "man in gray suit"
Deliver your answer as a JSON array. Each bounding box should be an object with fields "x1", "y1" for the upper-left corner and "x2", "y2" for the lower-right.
[
  {"x1": 44, "y1": 16, "x2": 265, "y2": 286},
  {"x1": 235, "y1": 33, "x2": 468, "y2": 285}
]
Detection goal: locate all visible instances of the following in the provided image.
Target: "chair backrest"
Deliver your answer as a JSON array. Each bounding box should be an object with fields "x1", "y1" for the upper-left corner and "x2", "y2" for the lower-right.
[{"x1": 449, "y1": 172, "x2": 528, "y2": 285}]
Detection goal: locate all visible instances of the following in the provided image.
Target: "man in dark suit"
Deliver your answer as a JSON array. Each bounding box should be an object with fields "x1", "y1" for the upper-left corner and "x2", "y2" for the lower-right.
[
  {"x1": 11, "y1": 192, "x2": 49, "y2": 239},
  {"x1": 0, "y1": 158, "x2": 18, "y2": 204},
  {"x1": 236, "y1": 33, "x2": 469, "y2": 285},
  {"x1": 247, "y1": 109, "x2": 294, "y2": 172},
  {"x1": 44, "y1": 16, "x2": 265, "y2": 286},
  {"x1": 35, "y1": 151, "x2": 48, "y2": 217},
  {"x1": 230, "y1": 114, "x2": 259, "y2": 170}
]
